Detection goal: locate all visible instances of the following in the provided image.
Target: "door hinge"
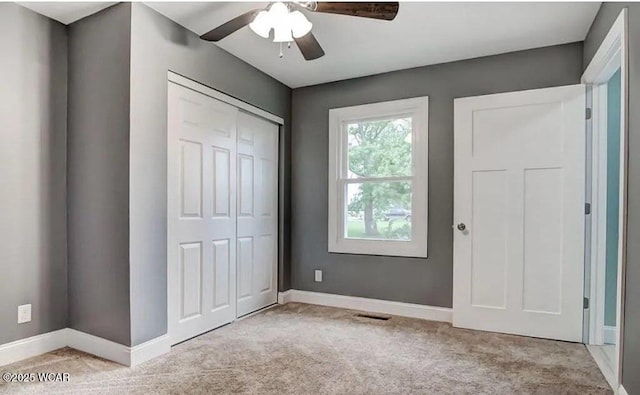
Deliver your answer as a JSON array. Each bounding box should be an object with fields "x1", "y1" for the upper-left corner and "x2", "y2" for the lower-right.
[
  {"x1": 586, "y1": 108, "x2": 592, "y2": 120},
  {"x1": 585, "y1": 203, "x2": 591, "y2": 215},
  {"x1": 584, "y1": 297, "x2": 590, "y2": 309}
]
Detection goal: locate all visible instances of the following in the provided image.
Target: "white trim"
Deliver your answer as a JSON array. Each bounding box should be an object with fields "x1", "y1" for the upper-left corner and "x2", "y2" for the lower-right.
[
  {"x1": 278, "y1": 290, "x2": 293, "y2": 304},
  {"x1": 587, "y1": 344, "x2": 616, "y2": 391},
  {"x1": 0, "y1": 329, "x2": 67, "y2": 367},
  {"x1": 129, "y1": 335, "x2": 171, "y2": 367},
  {"x1": 66, "y1": 329, "x2": 130, "y2": 366},
  {"x1": 0, "y1": 329, "x2": 170, "y2": 368},
  {"x1": 280, "y1": 290, "x2": 452, "y2": 323},
  {"x1": 327, "y1": 96, "x2": 429, "y2": 258},
  {"x1": 604, "y1": 325, "x2": 617, "y2": 345},
  {"x1": 588, "y1": 81, "x2": 609, "y2": 346},
  {"x1": 582, "y1": 10, "x2": 625, "y2": 84},
  {"x1": 582, "y1": 7, "x2": 628, "y2": 391},
  {"x1": 618, "y1": 385, "x2": 629, "y2": 395},
  {"x1": 167, "y1": 71, "x2": 284, "y2": 125},
  {"x1": 66, "y1": 329, "x2": 170, "y2": 367}
]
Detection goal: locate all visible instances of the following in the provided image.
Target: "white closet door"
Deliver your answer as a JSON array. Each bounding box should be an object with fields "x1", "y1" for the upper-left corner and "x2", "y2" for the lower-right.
[
  {"x1": 168, "y1": 83, "x2": 238, "y2": 345},
  {"x1": 236, "y1": 111, "x2": 279, "y2": 317},
  {"x1": 453, "y1": 85, "x2": 586, "y2": 342}
]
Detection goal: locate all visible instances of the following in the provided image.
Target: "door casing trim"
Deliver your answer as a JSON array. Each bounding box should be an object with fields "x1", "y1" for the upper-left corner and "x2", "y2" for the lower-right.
[
  {"x1": 581, "y1": 7, "x2": 628, "y2": 391},
  {"x1": 168, "y1": 71, "x2": 284, "y2": 126}
]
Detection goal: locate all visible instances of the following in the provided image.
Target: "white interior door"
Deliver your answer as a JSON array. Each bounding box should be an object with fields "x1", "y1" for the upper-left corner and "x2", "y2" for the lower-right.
[
  {"x1": 236, "y1": 111, "x2": 279, "y2": 317},
  {"x1": 168, "y1": 83, "x2": 238, "y2": 345},
  {"x1": 453, "y1": 85, "x2": 586, "y2": 342}
]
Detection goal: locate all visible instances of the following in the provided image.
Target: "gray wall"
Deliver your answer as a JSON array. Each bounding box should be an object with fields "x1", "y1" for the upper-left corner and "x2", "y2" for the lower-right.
[
  {"x1": 0, "y1": 3, "x2": 68, "y2": 344},
  {"x1": 584, "y1": 4, "x2": 640, "y2": 393},
  {"x1": 128, "y1": 3, "x2": 292, "y2": 345},
  {"x1": 67, "y1": 3, "x2": 132, "y2": 346},
  {"x1": 290, "y1": 43, "x2": 584, "y2": 308}
]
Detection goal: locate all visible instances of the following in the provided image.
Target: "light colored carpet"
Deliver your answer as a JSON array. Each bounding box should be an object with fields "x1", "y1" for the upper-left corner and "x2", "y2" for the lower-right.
[{"x1": 0, "y1": 303, "x2": 611, "y2": 394}]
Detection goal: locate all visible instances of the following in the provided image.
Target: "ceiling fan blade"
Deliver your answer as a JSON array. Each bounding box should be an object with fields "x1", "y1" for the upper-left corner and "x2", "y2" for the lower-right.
[
  {"x1": 200, "y1": 9, "x2": 261, "y2": 42},
  {"x1": 294, "y1": 32, "x2": 325, "y2": 61},
  {"x1": 313, "y1": 2, "x2": 399, "y2": 20}
]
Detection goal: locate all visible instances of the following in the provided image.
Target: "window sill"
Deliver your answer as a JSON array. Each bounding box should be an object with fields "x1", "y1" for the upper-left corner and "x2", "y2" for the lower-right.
[{"x1": 328, "y1": 239, "x2": 428, "y2": 258}]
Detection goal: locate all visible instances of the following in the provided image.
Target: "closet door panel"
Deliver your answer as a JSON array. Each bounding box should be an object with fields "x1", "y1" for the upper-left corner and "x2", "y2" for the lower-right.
[
  {"x1": 168, "y1": 83, "x2": 238, "y2": 345},
  {"x1": 236, "y1": 111, "x2": 279, "y2": 317}
]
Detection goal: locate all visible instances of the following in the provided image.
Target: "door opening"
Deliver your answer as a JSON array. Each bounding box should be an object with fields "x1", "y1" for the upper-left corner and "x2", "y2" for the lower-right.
[{"x1": 582, "y1": 8, "x2": 628, "y2": 392}]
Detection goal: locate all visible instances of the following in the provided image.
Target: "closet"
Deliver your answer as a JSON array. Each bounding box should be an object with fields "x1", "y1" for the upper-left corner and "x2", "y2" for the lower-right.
[{"x1": 167, "y1": 79, "x2": 279, "y2": 345}]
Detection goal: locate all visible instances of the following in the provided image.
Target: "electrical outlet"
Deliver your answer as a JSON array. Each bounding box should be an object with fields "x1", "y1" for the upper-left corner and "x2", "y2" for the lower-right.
[
  {"x1": 18, "y1": 304, "x2": 31, "y2": 324},
  {"x1": 314, "y1": 270, "x2": 323, "y2": 282}
]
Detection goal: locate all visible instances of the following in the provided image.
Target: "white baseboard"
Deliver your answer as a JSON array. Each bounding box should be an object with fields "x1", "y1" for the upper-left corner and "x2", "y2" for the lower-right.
[
  {"x1": 279, "y1": 290, "x2": 452, "y2": 323},
  {"x1": 66, "y1": 329, "x2": 170, "y2": 367},
  {"x1": 618, "y1": 384, "x2": 629, "y2": 395},
  {"x1": 129, "y1": 334, "x2": 171, "y2": 366},
  {"x1": 0, "y1": 329, "x2": 67, "y2": 367},
  {"x1": 604, "y1": 325, "x2": 617, "y2": 345},
  {"x1": 278, "y1": 290, "x2": 293, "y2": 304},
  {"x1": 66, "y1": 329, "x2": 130, "y2": 366},
  {"x1": 1, "y1": 329, "x2": 170, "y2": 368}
]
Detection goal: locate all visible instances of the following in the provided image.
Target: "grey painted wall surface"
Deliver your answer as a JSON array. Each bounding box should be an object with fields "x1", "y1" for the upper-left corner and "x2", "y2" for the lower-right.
[
  {"x1": 0, "y1": 3, "x2": 68, "y2": 344},
  {"x1": 129, "y1": 3, "x2": 292, "y2": 345},
  {"x1": 290, "y1": 43, "x2": 584, "y2": 308},
  {"x1": 67, "y1": 3, "x2": 132, "y2": 346},
  {"x1": 584, "y1": 4, "x2": 640, "y2": 393}
]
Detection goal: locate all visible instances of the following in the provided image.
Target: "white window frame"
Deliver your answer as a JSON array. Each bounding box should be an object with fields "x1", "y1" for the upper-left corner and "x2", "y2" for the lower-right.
[{"x1": 328, "y1": 97, "x2": 429, "y2": 258}]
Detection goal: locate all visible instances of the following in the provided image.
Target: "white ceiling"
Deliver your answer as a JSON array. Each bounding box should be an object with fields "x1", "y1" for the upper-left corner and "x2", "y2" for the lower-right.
[
  {"x1": 147, "y1": 2, "x2": 600, "y2": 88},
  {"x1": 21, "y1": 2, "x2": 600, "y2": 88},
  {"x1": 18, "y1": 2, "x2": 116, "y2": 25}
]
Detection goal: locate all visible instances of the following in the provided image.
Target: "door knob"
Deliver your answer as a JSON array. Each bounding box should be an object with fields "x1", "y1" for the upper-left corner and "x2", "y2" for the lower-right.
[{"x1": 457, "y1": 223, "x2": 466, "y2": 231}]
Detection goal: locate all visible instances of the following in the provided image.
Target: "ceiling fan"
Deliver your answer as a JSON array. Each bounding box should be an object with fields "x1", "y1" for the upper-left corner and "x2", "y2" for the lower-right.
[{"x1": 199, "y1": 2, "x2": 400, "y2": 61}]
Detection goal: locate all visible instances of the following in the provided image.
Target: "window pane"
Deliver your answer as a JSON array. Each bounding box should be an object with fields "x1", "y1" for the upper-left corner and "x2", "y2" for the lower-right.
[
  {"x1": 347, "y1": 117, "x2": 412, "y2": 178},
  {"x1": 345, "y1": 181, "x2": 412, "y2": 241}
]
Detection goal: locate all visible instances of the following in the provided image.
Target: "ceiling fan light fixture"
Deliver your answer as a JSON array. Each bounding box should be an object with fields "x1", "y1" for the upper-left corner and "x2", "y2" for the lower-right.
[
  {"x1": 273, "y1": 25, "x2": 294, "y2": 43},
  {"x1": 249, "y1": 10, "x2": 271, "y2": 38},
  {"x1": 201, "y1": 2, "x2": 399, "y2": 61},
  {"x1": 268, "y1": 2, "x2": 290, "y2": 24},
  {"x1": 289, "y1": 10, "x2": 312, "y2": 38},
  {"x1": 248, "y1": 2, "x2": 312, "y2": 42}
]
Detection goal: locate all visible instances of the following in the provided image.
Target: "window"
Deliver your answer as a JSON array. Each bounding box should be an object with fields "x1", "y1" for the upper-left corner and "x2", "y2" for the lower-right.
[{"x1": 328, "y1": 97, "x2": 428, "y2": 257}]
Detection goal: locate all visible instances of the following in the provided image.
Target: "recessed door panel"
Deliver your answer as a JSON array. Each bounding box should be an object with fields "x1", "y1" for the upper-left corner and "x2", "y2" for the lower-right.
[
  {"x1": 207, "y1": 108, "x2": 234, "y2": 137},
  {"x1": 180, "y1": 242, "x2": 202, "y2": 320},
  {"x1": 179, "y1": 97, "x2": 204, "y2": 126},
  {"x1": 237, "y1": 237, "x2": 253, "y2": 300},
  {"x1": 239, "y1": 155, "x2": 254, "y2": 217},
  {"x1": 257, "y1": 235, "x2": 274, "y2": 293},
  {"x1": 471, "y1": 170, "x2": 507, "y2": 309},
  {"x1": 180, "y1": 140, "x2": 202, "y2": 218},
  {"x1": 472, "y1": 103, "x2": 563, "y2": 159},
  {"x1": 213, "y1": 147, "x2": 230, "y2": 217},
  {"x1": 238, "y1": 122, "x2": 255, "y2": 145},
  {"x1": 261, "y1": 158, "x2": 274, "y2": 217},
  {"x1": 522, "y1": 168, "x2": 564, "y2": 314},
  {"x1": 213, "y1": 239, "x2": 230, "y2": 309}
]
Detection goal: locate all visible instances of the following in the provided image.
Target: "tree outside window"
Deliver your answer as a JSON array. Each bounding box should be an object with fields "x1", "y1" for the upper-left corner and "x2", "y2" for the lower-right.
[{"x1": 345, "y1": 117, "x2": 413, "y2": 240}]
